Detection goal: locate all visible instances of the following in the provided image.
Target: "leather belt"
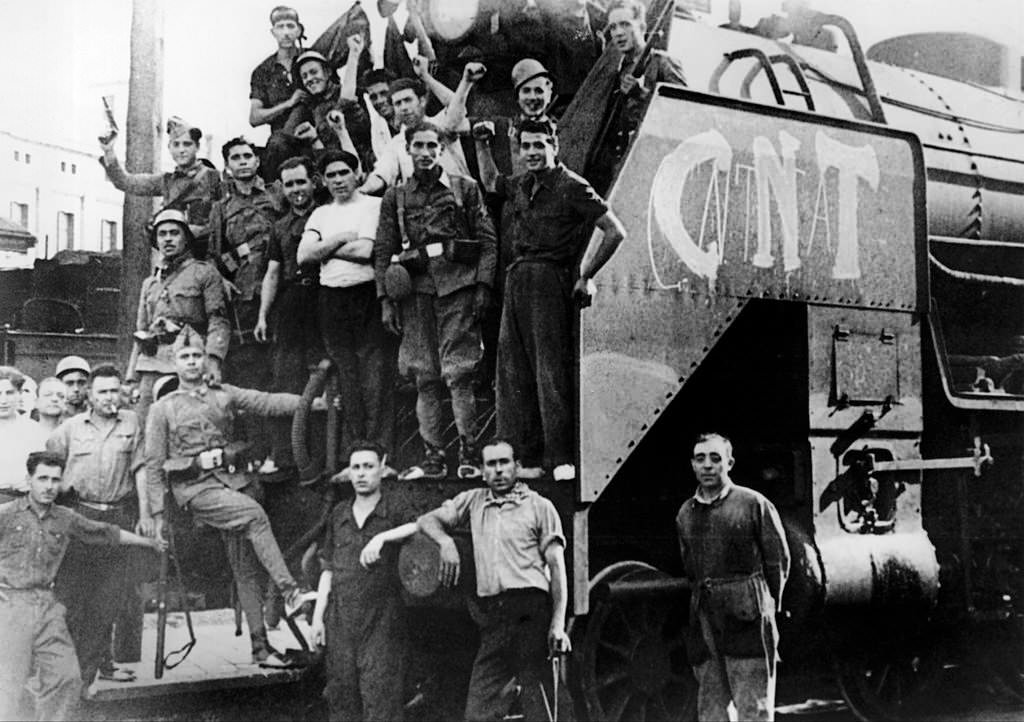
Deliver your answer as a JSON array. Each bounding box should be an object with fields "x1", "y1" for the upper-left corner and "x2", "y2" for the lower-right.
[
  {"x1": 390, "y1": 242, "x2": 445, "y2": 264},
  {"x1": 77, "y1": 498, "x2": 133, "y2": 512}
]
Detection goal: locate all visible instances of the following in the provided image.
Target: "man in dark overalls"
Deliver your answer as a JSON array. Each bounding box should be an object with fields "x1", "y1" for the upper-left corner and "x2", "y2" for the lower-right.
[{"x1": 310, "y1": 441, "x2": 417, "y2": 721}]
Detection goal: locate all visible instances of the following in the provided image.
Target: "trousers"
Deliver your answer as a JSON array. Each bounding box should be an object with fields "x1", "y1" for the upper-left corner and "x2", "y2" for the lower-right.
[
  {"x1": 55, "y1": 502, "x2": 137, "y2": 683},
  {"x1": 398, "y1": 289, "x2": 482, "y2": 450},
  {"x1": 324, "y1": 590, "x2": 406, "y2": 722},
  {"x1": 0, "y1": 590, "x2": 81, "y2": 722},
  {"x1": 319, "y1": 282, "x2": 396, "y2": 453},
  {"x1": 694, "y1": 610, "x2": 776, "y2": 721},
  {"x1": 464, "y1": 589, "x2": 570, "y2": 722},
  {"x1": 496, "y1": 262, "x2": 575, "y2": 469}
]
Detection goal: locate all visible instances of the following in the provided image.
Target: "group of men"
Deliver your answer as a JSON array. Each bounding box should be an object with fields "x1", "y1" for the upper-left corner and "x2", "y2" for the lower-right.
[{"x1": 79, "y1": 1, "x2": 792, "y2": 721}]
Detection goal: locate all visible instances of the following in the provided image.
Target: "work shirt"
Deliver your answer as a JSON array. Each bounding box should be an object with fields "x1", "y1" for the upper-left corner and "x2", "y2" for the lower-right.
[
  {"x1": 268, "y1": 206, "x2": 318, "y2": 284},
  {"x1": 207, "y1": 179, "x2": 286, "y2": 302},
  {"x1": 319, "y1": 492, "x2": 415, "y2": 606},
  {"x1": 0, "y1": 416, "x2": 49, "y2": 492},
  {"x1": 495, "y1": 163, "x2": 608, "y2": 265},
  {"x1": 136, "y1": 255, "x2": 231, "y2": 373},
  {"x1": 375, "y1": 169, "x2": 497, "y2": 298},
  {"x1": 45, "y1": 410, "x2": 144, "y2": 504},
  {"x1": 101, "y1": 158, "x2": 222, "y2": 228},
  {"x1": 250, "y1": 54, "x2": 296, "y2": 133},
  {"x1": 144, "y1": 384, "x2": 300, "y2": 515},
  {"x1": 0, "y1": 497, "x2": 119, "y2": 589},
  {"x1": 438, "y1": 482, "x2": 565, "y2": 598}
]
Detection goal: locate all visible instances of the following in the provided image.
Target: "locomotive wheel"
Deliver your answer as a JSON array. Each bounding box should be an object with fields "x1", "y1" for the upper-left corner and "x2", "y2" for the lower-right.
[
  {"x1": 573, "y1": 562, "x2": 697, "y2": 721},
  {"x1": 834, "y1": 639, "x2": 943, "y2": 721}
]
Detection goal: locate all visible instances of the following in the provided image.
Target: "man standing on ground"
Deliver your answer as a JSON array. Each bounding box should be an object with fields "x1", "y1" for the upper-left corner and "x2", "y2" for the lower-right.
[
  {"x1": 297, "y1": 150, "x2": 394, "y2": 453},
  {"x1": 474, "y1": 117, "x2": 626, "y2": 480},
  {"x1": 676, "y1": 433, "x2": 790, "y2": 722},
  {"x1": 311, "y1": 441, "x2": 417, "y2": 721},
  {"x1": 55, "y1": 356, "x2": 91, "y2": 420},
  {"x1": 47, "y1": 365, "x2": 153, "y2": 692},
  {"x1": 418, "y1": 438, "x2": 572, "y2": 722},
  {"x1": 145, "y1": 328, "x2": 315, "y2": 666},
  {"x1": 35, "y1": 377, "x2": 67, "y2": 433},
  {"x1": 375, "y1": 121, "x2": 496, "y2": 480},
  {"x1": 0, "y1": 451, "x2": 162, "y2": 721}
]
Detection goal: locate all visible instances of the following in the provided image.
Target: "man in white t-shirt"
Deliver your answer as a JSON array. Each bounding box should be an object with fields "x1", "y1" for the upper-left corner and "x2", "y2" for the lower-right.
[
  {"x1": 0, "y1": 366, "x2": 49, "y2": 503},
  {"x1": 297, "y1": 150, "x2": 395, "y2": 452},
  {"x1": 359, "y1": 62, "x2": 486, "y2": 195}
]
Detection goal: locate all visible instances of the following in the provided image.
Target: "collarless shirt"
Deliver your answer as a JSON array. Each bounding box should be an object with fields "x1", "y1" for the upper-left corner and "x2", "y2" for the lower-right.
[
  {"x1": 46, "y1": 410, "x2": 144, "y2": 503},
  {"x1": 495, "y1": 163, "x2": 608, "y2": 264},
  {"x1": 0, "y1": 497, "x2": 120, "y2": 589},
  {"x1": 319, "y1": 490, "x2": 416, "y2": 604},
  {"x1": 438, "y1": 482, "x2": 565, "y2": 597}
]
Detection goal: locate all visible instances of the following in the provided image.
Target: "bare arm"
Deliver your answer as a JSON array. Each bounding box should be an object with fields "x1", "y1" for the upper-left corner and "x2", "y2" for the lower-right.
[
  {"x1": 359, "y1": 522, "x2": 419, "y2": 568},
  {"x1": 413, "y1": 56, "x2": 454, "y2": 107},
  {"x1": 117, "y1": 528, "x2": 164, "y2": 551},
  {"x1": 134, "y1": 467, "x2": 155, "y2": 537},
  {"x1": 255, "y1": 260, "x2": 281, "y2": 342},
  {"x1": 579, "y1": 210, "x2": 627, "y2": 282},
  {"x1": 472, "y1": 123, "x2": 500, "y2": 193},
  {"x1": 339, "y1": 35, "x2": 364, "y2": 102},
  {"x1": 311, "y1": 569, "x2": 333, "y2": 646},
  {"x1": 332, "y1": 237, "x2": 374, "y2": 263},
  {"x1": 442, "y1": 63, "x2": 486, "y2": 135},
  {"x1": 249, "y1": 93, "x2": 306, "y2": 128},
  {"x1": 544, "y1": 541, "x2": 571, "y2": 654},
  {"x1": 417, "y1": 510, "x2": 460, "y2": 588},
  {"x1": 297, "y1": 228, "x2": 358, "y2": 265}
]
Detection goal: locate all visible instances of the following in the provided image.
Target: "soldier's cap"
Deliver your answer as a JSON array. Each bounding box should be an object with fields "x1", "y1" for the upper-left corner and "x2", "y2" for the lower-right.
[
  {"x1": 166, "y1": 116, "x2": 202, "y2": 143},
  {"x1": 55, "y1": 355, "x2": 91, "y2": 379},
  {"x1": 511, "y1": 58, "x2": 551, "y2": 92},
  {"x1": 172, "y1": 325, "x2": 205, "y2": 356},
  {"x1": 377, "y1": 0, "x2": 400, "y2": 18}
]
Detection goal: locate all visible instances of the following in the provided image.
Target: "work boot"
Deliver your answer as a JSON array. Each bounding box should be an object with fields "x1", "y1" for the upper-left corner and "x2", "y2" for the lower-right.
[
  {"x1": 251, "y1": 631, "x2": 286, "y2": 667},
  {"x1": 399, "y1": 446, "x2": 447, "y2": 480},
  {"x1": 457, "y1": 439, "x2": 481, "y2": 480}
]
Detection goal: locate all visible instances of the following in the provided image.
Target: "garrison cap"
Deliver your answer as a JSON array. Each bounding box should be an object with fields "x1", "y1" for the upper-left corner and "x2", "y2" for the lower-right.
[
  {"x1": 152, "y1": 374, "x2": 179, "y2": 401},
  {"x1": 172, "y1": 325, "x2": 205, "y2": 356},
  {"x1": 511, "y1": 58, "x2": 551, "y2": 91},
  {"x1": 166, "y1": 116, "x2": 202, "y2": 142},
  {"x1": 56, "y1": 356, "x2": 91, "y2": 379}
]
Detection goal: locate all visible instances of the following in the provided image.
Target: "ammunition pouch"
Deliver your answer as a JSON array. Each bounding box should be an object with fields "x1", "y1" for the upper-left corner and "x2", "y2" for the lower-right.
[{"x1": 443, "y1": 238, "x2": 481, "y2": 265}]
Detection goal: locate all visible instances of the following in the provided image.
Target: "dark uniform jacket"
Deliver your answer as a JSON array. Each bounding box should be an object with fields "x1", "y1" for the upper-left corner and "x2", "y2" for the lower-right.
[
  {"x1": 101, "y1": 157, "x2": 222, "y2": 229},
  {"x1": 208, "y1": 180, "x2": 286, "y2": 303},
  {"x1": 136, "y1": 255, "x2": 231, "y2": 373},
  {"x1": 374, "y1": 169, "x2": 497, "y2": 299}
]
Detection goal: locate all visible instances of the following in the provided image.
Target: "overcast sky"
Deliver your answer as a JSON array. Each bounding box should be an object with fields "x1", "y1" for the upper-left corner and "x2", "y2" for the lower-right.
[{"x1": 2, "y1": 0, "x2": 1021, "y2": 167}]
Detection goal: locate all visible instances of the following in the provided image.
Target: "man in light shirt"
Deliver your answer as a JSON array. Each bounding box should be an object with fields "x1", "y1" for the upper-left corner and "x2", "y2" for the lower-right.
[
  {"x1": 0, "y1": 366, "x2": 48, "y2": 503},
  {"x1": 298, "y1": 150, "x2": 395, "y2": 453}
]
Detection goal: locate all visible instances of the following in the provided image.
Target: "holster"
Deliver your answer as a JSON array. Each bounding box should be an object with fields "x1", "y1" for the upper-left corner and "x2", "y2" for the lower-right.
[{"x1": 443, "y1": 238, "x2": 481, "y2": 265}]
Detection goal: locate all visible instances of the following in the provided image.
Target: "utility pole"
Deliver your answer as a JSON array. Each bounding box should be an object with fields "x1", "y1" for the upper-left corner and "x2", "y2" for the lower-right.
[{"x1": 117, "y1": 0, "x2": 164, "y2": 362}]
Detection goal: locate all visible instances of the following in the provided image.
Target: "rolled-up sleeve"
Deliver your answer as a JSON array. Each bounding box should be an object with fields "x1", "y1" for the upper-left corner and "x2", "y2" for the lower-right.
[
  {"x1": 437, "y1": 489, "x2": 476, "y2": 529},
  {"x1": 534, "y1": 497, "x2": 566, "y2": 555}
]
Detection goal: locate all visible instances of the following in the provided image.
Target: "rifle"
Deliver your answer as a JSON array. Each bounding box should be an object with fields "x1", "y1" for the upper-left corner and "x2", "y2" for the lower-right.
[
  {"x1": 587, "y1": 0, "x2": 676, "y2": 172},
  {"x1": 153, "y1": 495, "x2": 197, "y2": 678},
  {"x1": 154, "y1": 522, "x2": 169, "y2": 679}
]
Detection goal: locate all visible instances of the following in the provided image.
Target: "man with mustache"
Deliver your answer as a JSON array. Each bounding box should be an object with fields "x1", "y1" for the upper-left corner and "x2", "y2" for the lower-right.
[
  {"x1": 131, "y1": 209, "x2": 230, "y2": 425},
  {"x1": 47, "y1": 365, "x2": 153, "y2": 692}
]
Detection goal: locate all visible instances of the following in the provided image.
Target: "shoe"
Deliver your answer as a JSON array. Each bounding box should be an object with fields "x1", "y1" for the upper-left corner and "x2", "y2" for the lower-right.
[
  {"x1": 553, "y1": 463, "x2": 576, "y2": 481},
  {"x1": 258, "y1": 457, "x2": 279, "y2": 474},
  {"x1": 251, "y1": 634, "x2": 282, "y2": 665},
  {"x1": 517, "y1": 466, "x2": 544, "y2": 480},
  {"x1": 257, "y1": 652, "x2": 291, "y2": 669},
  {"x1": 97, "y1": 667, "x2": 136, "y2": 683},
  {"x1": 283, "y1": 587, "x2": 318, "y2": 618},
  {"x1": 457, "y1": 439, "x2": 481, "y2": 479},
  {"x1": 457, "y1": 461, "x2": 482, "y2": 479},
  {"x1": 399, "y1": 449, "x2": 447, "y2": 480}
]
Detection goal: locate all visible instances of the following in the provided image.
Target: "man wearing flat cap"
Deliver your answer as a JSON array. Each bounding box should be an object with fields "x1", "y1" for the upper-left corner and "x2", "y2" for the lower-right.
[
  {"x1": 99, "y1": 116, "x2": 222, "y2": 230},
  {"x1": 131, "y1": 209, "x2": 230, "y2": 425},
  {"x1": 250, "y1": 4, "x2": 373, "y2": 182},
  {"x1": 145, "y1": 326, "x2": 316, "y2": 667}
]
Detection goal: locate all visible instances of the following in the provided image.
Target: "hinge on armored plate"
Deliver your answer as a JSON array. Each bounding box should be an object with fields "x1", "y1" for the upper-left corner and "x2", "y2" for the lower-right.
[
  {"x1": 834, "y1": 325, "x2": 850, "y2": 341},
  {"x1": 879, "y1": 328, "x2": 896, "y2": 345}
]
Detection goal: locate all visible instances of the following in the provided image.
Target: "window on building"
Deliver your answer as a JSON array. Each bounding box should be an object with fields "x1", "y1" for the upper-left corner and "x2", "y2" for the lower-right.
[
  {"x1": 57, "y1": 212, "x2": 75, "y2": 250},
  {"x1": 71, "y1": 164, "x2": 77, "y2": 175},
  {"x1": 9, "y1": 202, "x2": 28, "y2": 229},
  {"x1": 60, "y1": 161, "x2": 66, "y2": 172},
  {"x1": 13, "y1": 151, "x2": 19, "y2": 161},
  {"x1": 101, "y1": 220, "x2": 118, "y2": 251},
  {"x1": 25, "y1": 153, "x2": 31, "y2": 164}
]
